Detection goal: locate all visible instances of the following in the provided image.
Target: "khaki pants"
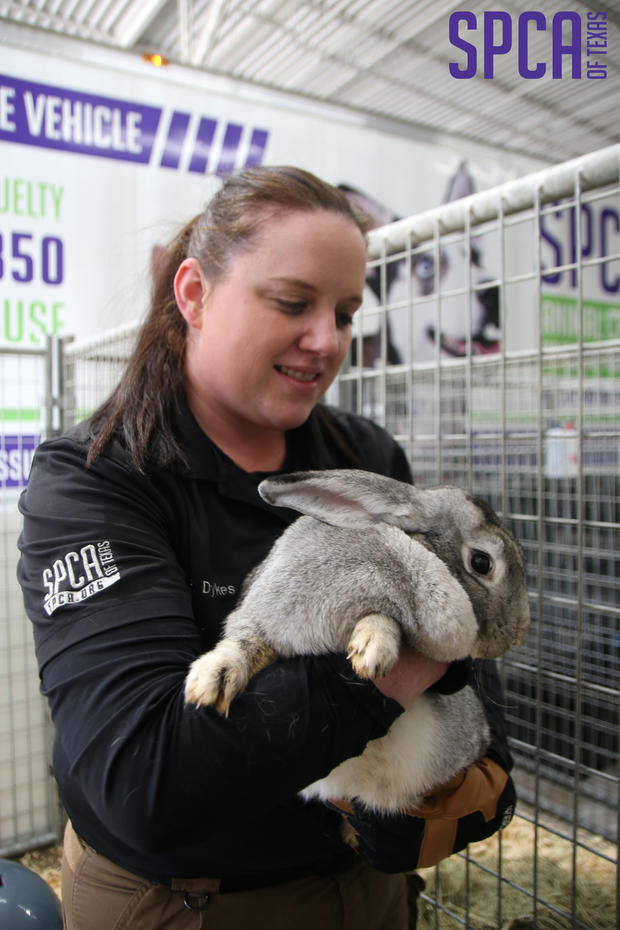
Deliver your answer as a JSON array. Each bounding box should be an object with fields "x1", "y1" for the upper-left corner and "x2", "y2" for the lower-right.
[{"x1": 61, "y1": 821, "x2": 412, "y2": 930}]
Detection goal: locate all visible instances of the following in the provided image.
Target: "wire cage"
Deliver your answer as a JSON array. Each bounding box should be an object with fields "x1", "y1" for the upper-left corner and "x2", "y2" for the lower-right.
[
  {"x1": 1, "y1": 144, "x2": 618, "y2": 927},
  {"x1": 333, "y1": 145, "x2": 620, "y2": 926},
  {"x1": 0, "y1": 345, "x2": 61, "y2": 857}
]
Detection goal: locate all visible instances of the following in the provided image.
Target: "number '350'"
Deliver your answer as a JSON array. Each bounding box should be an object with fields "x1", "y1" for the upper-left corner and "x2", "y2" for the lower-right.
[{"x1": 0, "y1": 231, "x2": 64, "y2": 285}]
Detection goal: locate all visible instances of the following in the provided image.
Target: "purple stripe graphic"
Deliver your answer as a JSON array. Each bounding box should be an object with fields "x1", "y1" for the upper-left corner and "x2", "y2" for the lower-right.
[
  {"x1": 245, "y1": 128, "x2": 269, "y2": 168},
  {"x1": 216, "y1": 123, "x2": 243, "y2": 176},
  {"x1": 0, "y1": 73, "x2": 270, "y2": 174},
  {"x1": 160, "y1": 111, "x2": 191, "y2": 169},
  {"x1": 0, "y1": 73, "x2": 161, "y2": 163},
  {"x1": 188, "y1": 117, "x2": 217, "y2": 174}
]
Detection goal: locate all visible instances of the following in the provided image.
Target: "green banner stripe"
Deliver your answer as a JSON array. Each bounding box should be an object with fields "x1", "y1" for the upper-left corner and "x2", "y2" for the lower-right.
[
  {"x1": 0, "y1": 408, "x2": 43, "y2": 422},
  {"x1": 542, "y1": 294, "x2": 620, "y2": 344}
]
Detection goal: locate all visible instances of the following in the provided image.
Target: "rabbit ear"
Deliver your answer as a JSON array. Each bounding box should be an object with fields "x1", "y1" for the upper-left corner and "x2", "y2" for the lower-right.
[{"x1": 259, "y1": 469, "x2": 436, "y2": 531}]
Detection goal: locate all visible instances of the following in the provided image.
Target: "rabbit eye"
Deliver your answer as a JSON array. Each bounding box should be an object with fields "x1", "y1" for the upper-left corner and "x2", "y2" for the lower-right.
[{"x1": 470, "y1": 549, "x2": 493, "y2": 576}]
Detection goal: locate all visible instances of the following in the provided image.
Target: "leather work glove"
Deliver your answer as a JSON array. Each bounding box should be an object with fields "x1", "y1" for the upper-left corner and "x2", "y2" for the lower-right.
[{"x1": 332, "y1": 754, "x2": 516, "y2": 873}]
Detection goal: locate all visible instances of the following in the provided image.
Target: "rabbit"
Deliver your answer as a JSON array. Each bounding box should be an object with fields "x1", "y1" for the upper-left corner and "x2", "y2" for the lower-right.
[{"x1": 184, "y1": 468, "x2": 530, "y2": 812}]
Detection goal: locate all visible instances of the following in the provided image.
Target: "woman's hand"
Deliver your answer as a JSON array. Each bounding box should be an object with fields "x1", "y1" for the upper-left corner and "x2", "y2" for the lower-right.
[{"x1": 372, "y1": 646, "x2": 449, "y2": 709}]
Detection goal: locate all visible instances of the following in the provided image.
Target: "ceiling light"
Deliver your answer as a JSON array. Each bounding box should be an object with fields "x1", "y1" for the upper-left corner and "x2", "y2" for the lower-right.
[{"x1": 143, "y1": 52, "x2": 169, "y2": 67}]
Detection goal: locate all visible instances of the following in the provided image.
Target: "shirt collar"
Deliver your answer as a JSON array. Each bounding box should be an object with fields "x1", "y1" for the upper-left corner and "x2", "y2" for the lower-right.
[{"x1": 171, "y1": 401, "x2": 315, "y2": 513}]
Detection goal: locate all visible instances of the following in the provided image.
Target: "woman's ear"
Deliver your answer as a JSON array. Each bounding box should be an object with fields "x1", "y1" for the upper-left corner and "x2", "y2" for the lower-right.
[{"x1": 174, "y1": 258, "x2": 209, "y2": 329}]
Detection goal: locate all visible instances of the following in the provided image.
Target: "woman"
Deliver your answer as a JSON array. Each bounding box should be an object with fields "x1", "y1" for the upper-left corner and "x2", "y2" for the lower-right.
[{"x1": 18, "y1": 166, "x2": 515, "y2": 929}]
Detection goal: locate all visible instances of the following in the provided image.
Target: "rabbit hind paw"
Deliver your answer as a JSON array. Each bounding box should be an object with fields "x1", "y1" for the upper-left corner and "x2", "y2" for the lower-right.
[
  {"x1": 347, "y1": 613, "x2": 401, "y2": 679},
  {"x1": 184, "y1": 640, "x2": 250, "y2": 716},
  {"x1": 340, "y1": 817, "x2": 359, "y2": 850}
]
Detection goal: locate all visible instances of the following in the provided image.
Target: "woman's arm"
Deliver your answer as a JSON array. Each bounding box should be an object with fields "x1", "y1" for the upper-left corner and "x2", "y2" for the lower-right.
[
  {"x1": 18, "y1": 435, "x2": 403, "y2": 855},
  {"x1": 341, "y1": 660, "x2": 516, "y2": 872}
]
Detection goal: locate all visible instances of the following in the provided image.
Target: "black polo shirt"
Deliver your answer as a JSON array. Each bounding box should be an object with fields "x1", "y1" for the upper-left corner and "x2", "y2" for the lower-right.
[{"x1": 17, "y1": 404, "x2": 414, "y2": 885}]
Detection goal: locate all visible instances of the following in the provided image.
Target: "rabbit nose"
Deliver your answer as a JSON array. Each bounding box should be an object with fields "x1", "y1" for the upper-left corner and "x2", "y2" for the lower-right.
[{"x1": 513, "y1": 617, "x2": 531, "y2": 646}]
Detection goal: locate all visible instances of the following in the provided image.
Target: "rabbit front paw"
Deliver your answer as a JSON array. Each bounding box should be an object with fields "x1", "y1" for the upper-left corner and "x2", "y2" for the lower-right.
[
  {"x1": 347, "y1": 613, "x2": 401, "y2": 679},
  {"x1": 184, "y1": 640, "x2": 249, "y2": 715}
]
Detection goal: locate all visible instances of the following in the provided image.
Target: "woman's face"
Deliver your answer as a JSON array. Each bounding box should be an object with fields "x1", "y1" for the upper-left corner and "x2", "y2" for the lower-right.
[{"x1": 177, "y1": 208, "x2": 367, "y2": 442}]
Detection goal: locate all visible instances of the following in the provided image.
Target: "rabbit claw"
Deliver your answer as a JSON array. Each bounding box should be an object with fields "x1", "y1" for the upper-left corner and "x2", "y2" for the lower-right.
[
  {"x1": 184, "y1": 641, "x2": 249, "y2": 716},
  {"x1": 347, "y1": 613, "x2": 401, "y2": 679}
]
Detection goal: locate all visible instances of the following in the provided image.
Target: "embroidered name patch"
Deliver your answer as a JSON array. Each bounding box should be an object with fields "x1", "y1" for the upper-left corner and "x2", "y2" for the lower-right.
[
  {"x1": 42, "y1": 540, "x2": 120, "y2": 616},
  {"x1": 202, "y1": 580, "x2": 236, "y2": 598}
]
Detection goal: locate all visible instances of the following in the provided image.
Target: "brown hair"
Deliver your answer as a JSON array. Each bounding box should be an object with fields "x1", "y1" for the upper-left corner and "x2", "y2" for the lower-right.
[{"x1": 87, "y1": 166, "x2": 370, "y2": 472}]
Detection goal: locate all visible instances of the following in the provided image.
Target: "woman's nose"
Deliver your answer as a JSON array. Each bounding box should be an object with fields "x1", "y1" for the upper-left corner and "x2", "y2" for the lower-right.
[{"x1": 298, "y1": 310, "x2": 340, "y2": 356}]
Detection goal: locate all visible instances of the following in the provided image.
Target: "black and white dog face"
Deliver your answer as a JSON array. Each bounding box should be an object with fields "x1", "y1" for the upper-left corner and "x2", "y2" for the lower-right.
[{"x1": 340, "y1": 163, "x2": 501, "y2": 366}]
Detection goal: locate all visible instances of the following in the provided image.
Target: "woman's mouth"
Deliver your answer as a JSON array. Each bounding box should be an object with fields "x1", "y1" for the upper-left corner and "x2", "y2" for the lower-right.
[{"x1": 275, "y1": 365, "x2": 320, "y2": 384}]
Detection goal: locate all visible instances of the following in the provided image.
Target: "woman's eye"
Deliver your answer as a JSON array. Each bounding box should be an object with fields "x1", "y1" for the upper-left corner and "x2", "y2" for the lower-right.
[
  {"x1": 276, "y1": 298, "x2": 307, "y2": 314},
  {"x1": 336, "y1": 312, "x2": 354, "y2": 328}
]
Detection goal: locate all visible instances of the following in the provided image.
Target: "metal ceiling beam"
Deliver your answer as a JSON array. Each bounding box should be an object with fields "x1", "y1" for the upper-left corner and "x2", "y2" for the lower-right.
[
  {"x1": 1, "y1": 0, "x2": 110, "y2": 40},
  {"x1": 113, "y1": 0, "x2": 170, "y2": 47},
  {"x1": 178, "y1": 0, "x2": 190, "y2": 61},
  {"x1": 191, "y1": 0, "x2": 229, "y2": 65}
]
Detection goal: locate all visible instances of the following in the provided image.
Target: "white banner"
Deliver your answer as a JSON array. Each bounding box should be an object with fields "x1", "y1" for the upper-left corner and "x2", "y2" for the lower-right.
[{"x1": 0, "y1": 38, "x2": 542, "y2": 353}]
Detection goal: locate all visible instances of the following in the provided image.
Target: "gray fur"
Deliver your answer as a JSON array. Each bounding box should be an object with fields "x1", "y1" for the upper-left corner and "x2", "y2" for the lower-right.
[{"x1": 184, "y1": 469, "x2": 530, "y2": 812}]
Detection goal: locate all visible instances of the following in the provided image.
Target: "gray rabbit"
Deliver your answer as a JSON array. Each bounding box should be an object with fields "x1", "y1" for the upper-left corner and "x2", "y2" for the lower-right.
[{"x1": 185, "y1": 469, "x2": 530, "y2": 812}]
